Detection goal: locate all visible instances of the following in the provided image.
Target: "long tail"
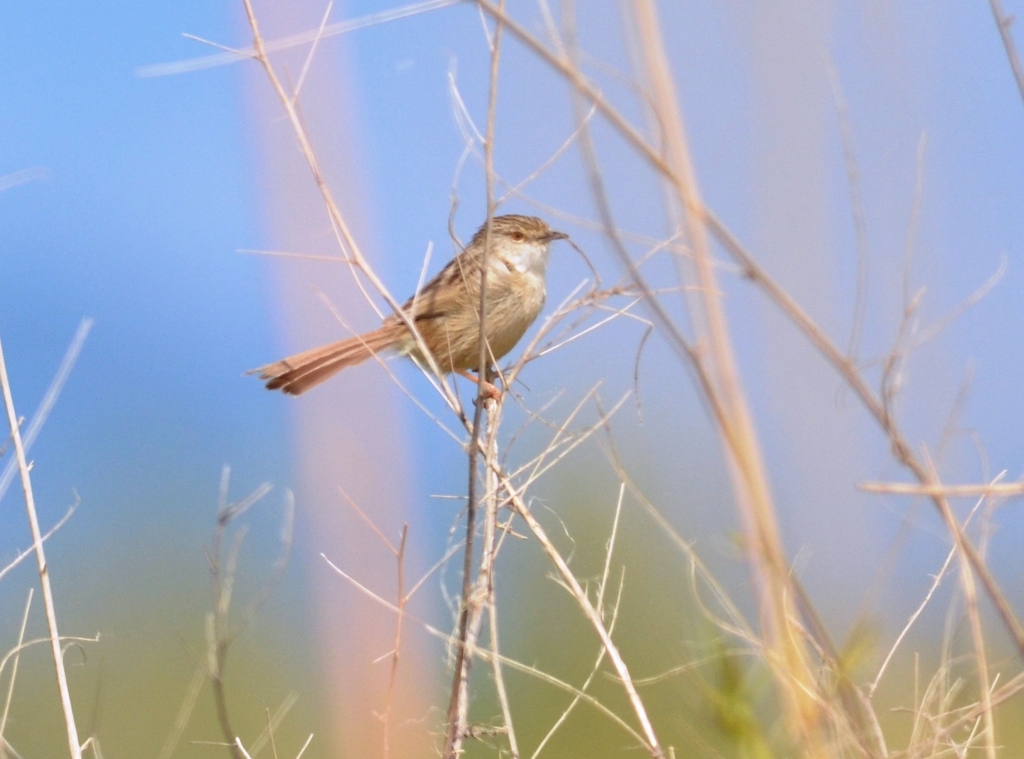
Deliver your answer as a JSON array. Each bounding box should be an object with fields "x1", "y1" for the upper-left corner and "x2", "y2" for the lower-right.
[{"x1": 255, "y1": 322, "x2": 406, "y2": 395}]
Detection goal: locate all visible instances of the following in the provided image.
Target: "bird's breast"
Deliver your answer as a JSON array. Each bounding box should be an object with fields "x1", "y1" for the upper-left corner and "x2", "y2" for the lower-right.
[{"x1": 482, "y1": 269, "x2": 545, "y2": 361}]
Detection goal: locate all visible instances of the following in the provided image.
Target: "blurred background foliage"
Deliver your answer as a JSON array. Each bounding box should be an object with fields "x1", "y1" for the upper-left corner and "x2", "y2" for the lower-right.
[{"x1": 3, "y1": 0, "x2": 1024, "y2": 757}]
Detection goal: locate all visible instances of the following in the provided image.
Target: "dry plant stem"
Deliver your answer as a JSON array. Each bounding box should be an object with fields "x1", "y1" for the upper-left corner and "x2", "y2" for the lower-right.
[
  {"x1": 205, "y1": 477, "x2": 285, "y2": 759},
  {"x1": 448, "y1": 414, "x2": 507, "y2": 758},
  {"x1": 824, "y1": 60, "x2": 870, "y2": 360},
  {"x1": 266, "y1": 709, "x2": 279, "y2": 759},
  {"x1": 868, "y1": 491, "x2": 987, "y2": 698},
  {"x1": 485, "y1": 569, "x2": 518, "y2": 759},
  {"x1": 478, "y1": 404, "x2": 519, "y2": 757},
  {"x1": 141, "y1": 1, "x2": 461, "y2": 78},
  {"x1": 239, "y1": 0, "x2": 459, "y2": 414},
  {"x1": 381, "y1": 525, "x2": 408, "y2": 759},
  {"x1": 706, "y1": 212, "x2": 1024, "y2": 661},
  {"x1": 0, "y1": 591, "x2": 33, "y2": 746},
  {"x1": 901, "y1": 668, "x2": 1024, "y2": 758},
  {"x1": 0, "y1": 500, "x2": 78, "y2": 585},
  {"x1": 859, "y1": 481, "x2": 1024, "y2": 496},
  {"x1": 563, "y1": 13, "x2": 828, "y2": 749},
  {"x1": 233, "y1": 738, "x2": 253, "y2": 759},
  {"x1": 597, "y1": 429, "x2": 888, "y2": 758},
  {"x1": 322, "y1": 553, "x2": 652, "y2": 749},
  {"x1": 0, "y1": 318, "x2": 91, "y2": 505},
  {"x1": 488, "y1": 459, "x2": 665, "y2": 758},
  {"x1": 530, "y1": 486, "x2": 625, "y2": 759},
  {"x1": 626, "y1": 2, "x2": 825, "y2": 753},
  {"x1": 936, "y1": 465, "x2": 997, "y2": 759},
  {"x1": 443, "y1": 4, "x2": 506, "y2": 756},
  {"x1": 470, "y1": 0, "x2": 1024, "y2": 667},
  {"x1": 249, "y1": 693, "x2": 298, "y2": 757},
  {"x1": 0, "y1": 334, "x2": 82, "y2": 759},
  {"x1": 989, "y1": 0, "x2": 1024, "y2": 107},
  {"x1": 157, "y1": 665, "x2": 206, "y2": 759}
]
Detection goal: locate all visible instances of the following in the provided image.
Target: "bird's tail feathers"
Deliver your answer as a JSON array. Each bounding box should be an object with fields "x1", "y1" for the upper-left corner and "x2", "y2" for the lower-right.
[{"x1": 254, "y1": 322, "x2": 406, "y2": 395}]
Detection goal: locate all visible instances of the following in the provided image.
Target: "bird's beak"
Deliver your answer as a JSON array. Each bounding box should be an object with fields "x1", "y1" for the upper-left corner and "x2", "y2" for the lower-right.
[{"x1": 542, "y1": 230, "x2": 569, "y2": 242}]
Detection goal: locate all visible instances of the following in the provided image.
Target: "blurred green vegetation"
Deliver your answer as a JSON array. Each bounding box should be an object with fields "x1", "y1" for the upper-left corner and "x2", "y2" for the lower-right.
[
  {"x1": 0, "y1": 509, "x2": 328, "y2": 759},
  {"x1": 3, "y1": 454, "x2": 1023, "y2": 759}
]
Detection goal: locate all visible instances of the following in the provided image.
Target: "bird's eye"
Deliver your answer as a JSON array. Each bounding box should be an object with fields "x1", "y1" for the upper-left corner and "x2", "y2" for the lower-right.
[{"x1": 512, "y1": 231, "x2": 525, "y2": 241}]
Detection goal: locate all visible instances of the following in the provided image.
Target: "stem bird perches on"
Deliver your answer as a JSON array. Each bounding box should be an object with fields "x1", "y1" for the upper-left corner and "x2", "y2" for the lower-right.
[{"x1": 444, "y1": 4, "x2": 508, "y2": 756}]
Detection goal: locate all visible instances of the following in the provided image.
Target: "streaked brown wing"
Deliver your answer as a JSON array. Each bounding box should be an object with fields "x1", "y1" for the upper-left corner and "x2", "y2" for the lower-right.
[{"x1": 399, "y1": 248, "x2": 479, "y2": 320}]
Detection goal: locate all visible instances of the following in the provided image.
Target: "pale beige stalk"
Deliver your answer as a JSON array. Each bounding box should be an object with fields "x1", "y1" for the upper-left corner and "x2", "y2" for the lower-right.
[
  {"x1": 625, "y1": 2, "x2": 826, "y2": 753},
  {"x1": 0, "y1": 335, "x2": 81, "y2": 759}
]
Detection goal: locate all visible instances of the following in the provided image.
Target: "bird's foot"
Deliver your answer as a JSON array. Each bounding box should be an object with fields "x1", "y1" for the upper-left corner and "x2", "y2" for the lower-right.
[{"x1": 455, "y1": 369, "x2": 502, "y2": 402}]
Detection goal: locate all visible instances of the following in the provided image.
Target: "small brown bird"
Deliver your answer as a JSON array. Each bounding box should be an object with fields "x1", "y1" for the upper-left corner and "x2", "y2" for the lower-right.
[{"x1": 255, "y1": 215, "x2": 567, "y2": 396}]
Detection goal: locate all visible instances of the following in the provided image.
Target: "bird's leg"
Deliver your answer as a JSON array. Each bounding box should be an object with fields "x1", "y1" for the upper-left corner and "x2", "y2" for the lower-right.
[{"x1": 455, "y1": 368, "x2": 501, "y2": 401}]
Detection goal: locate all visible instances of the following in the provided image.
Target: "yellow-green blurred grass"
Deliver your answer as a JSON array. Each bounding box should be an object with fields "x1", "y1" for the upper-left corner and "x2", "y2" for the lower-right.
[
  {"x1": 2, "y1": 555, "x2": 327, "y2": 758},
  {"x1": 6, "y1": 454, "x2": 1024, "y2": 758},
  {"x1": 457, "y1": 456, "x2": 1024, "y2": 759},
  {"x1": 456, "y1": 458, "x2": 740, "y2": 757}
]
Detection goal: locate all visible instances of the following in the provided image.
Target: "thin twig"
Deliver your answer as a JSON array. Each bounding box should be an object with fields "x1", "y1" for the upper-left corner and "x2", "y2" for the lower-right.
[
  {"x1": 859, "y1": 481, "x2": 1024, "y2": 497},
  {"x1": 531, "y1": 486, "x2": 625, "y2": 759},
  {"x1": 290, "y1": 1, "x2": 333, "y2": 104},
  {"x1": 706, "y1": 207, "x2": 1024, "y2": 661},
  {"x1": 0, "y1": 499, "x2": 79, "y2": 585},
  {"x1": 157, "y1": 664, "x2": 206, "y2": 759},
  {"x1": 481, "y1": 402, "x2": 518, "y2": 758},
  {"x1": 868, "y1": 503, "x2": 958, "y2": 697},
  {"x1": 491, "y1": 461, "x2": 664, "y2": 758},
  {"x1": 989, "y1": 0, "x2": 1024, "y2": 107},
  {"x1": 239, "y1": 0, "x2": 461, "y2": 416},
  {"x1": 0, "y1": 318, "x2": 92, "y2": 505},
  {"x1": 0, "y1": 591, "x2": 33, "y2": 742},
  {"x1": 920, "y1": 454, "x2": 996, "y2": 759},
  {"x1": 321, "y1": 553, "x2": 653, "y2": 749},
  {"x1": 824, "y1": 58, "x2": 870, "y2": 360},
  {"x1": 138, "y1": 0, "x2": 461, "y2": 78},
  {"x1": 381, "y1": 525, "x2": 408, "y2": 759},
  {"x1": 205, "y1": 472, "x2": 285, "y2": 759}
]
